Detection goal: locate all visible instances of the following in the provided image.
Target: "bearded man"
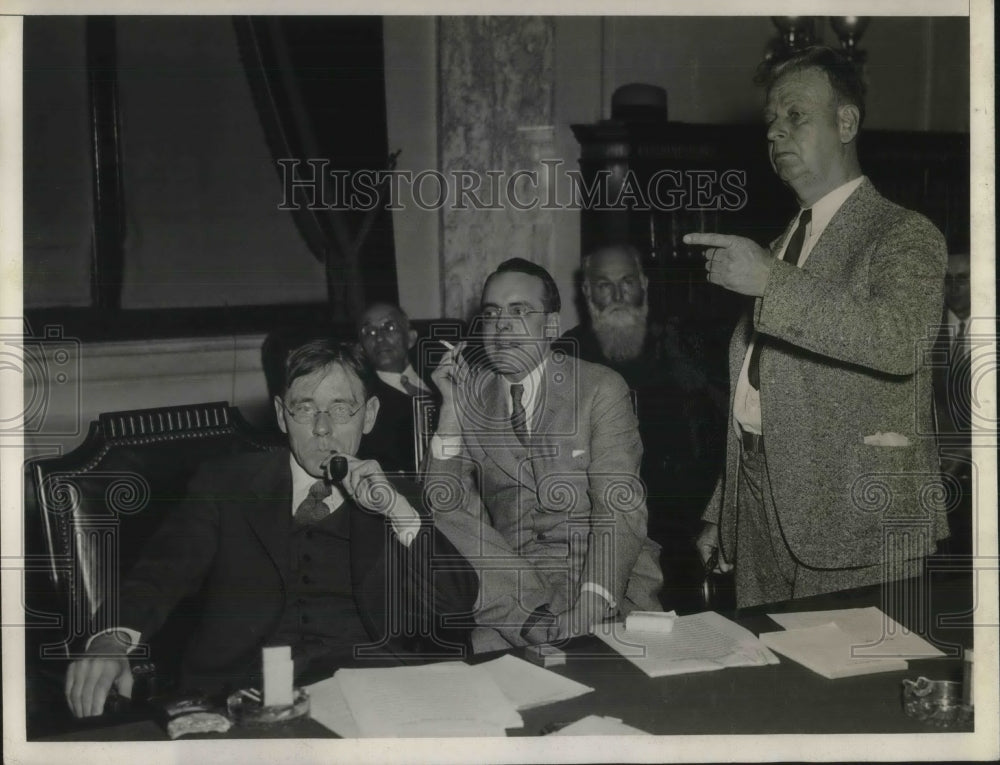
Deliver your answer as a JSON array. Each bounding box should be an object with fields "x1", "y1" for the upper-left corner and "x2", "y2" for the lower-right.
[{"x1": 560, "y1": 245, "x2": 722, "y2": 610}]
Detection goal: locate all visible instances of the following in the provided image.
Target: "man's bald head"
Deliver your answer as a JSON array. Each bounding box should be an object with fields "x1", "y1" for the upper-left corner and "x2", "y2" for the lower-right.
[{"x1": 358, "y1": 302, "x2": 417, "y2": 373}]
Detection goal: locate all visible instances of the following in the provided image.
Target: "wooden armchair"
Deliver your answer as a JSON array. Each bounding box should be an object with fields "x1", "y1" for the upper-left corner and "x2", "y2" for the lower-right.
[{"x1": 26, "y1": 402, "x2": 282, "y2": 677}]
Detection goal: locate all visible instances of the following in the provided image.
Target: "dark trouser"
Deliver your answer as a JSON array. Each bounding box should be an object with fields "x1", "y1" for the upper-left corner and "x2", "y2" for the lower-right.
[{"x1": 734, "y1": 443, "x2": 922, "y2": 609}]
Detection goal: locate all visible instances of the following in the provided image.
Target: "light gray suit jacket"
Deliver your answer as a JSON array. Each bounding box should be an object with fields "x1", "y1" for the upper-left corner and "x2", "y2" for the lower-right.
[
  {"x1": 704, "y1": 179, "x2": 949, "y2": 569},
  {"x1": 427, "y1": 349, "x2": 662, "y2": 646}
]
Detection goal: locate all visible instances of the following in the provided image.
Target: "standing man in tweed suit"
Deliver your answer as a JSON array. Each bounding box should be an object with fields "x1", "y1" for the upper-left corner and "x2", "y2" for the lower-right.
[{"x1": 685, "y1": 46, "x2": 948, "y2": 607}]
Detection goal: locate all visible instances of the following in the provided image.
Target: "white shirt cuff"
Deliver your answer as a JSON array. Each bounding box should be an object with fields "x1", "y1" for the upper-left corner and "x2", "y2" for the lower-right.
[
  {"x1": 580, "y1": 582, "x2": 617, "y2": 611},
  {"x1": 389, "y1": 496, "x2": 423, "y2": 548},
  {"x1": 430, "y1": 433, "x2": 463, "y2": 461},
  {"x1": 86, "y1": 627, "x2": 141, "y2": 654}
]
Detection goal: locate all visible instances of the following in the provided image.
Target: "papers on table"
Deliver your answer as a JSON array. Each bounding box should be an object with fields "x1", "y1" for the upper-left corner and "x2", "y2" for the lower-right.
[
  {"x1": 624, "y1": 610, "x2": 676, "y2": 633},
  {"x1": 767, "y1": 607, "x2": 947, "y2": 659},
  {"x1": 760, "y1": 606, "x2": 945, "y2": 679},
  {"x1": 760, "y1": 623, "x2": 908, "y2": 679},
  {"x1": 478, "y1": 654, "x2": 594, "y2": 711},
  {"x1": 304, "y1": 673, "x2": 362, "y2": 738},
  {"x1": 304, "y1": 655, "x2": 594, "y2": 737},
  {"x1": 595, "y1": 610, "x2": 779, "y2": 678},
  {"x1": 551, "y1": 715, "x2": 650, "y2": 736}
]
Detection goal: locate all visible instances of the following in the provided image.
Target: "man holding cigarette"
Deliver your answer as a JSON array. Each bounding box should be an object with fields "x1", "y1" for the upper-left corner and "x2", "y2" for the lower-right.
[
  {"x1": 65, "y1": 340, "x2": 476, "y2": 718},
  {"x1": 684, "y1": 46, "x2": 948, "y2": 607},
  {"x1": 426, "y1": 258, "x2": 662, "y2": 651}
]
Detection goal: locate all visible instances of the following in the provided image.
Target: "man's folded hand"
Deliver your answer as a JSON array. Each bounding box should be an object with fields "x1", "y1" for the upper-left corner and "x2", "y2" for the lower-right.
[{"x1": 65, "y1": 632, "x2": 134, "y2": 718}]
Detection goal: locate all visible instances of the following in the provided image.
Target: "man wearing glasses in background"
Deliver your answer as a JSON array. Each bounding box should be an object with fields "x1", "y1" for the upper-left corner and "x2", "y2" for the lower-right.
[
  {"x1": 357, "y1": 302, "x2": 441, "y2": 475},
  {"x1": 426, "y1": 258, "x2": 663, "y2": 652},
  {"x1": 65, "y1": 340, "x2": 475, "y2": 718}
]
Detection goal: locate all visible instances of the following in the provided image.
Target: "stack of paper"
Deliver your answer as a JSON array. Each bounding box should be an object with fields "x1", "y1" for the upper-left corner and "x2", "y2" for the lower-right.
[
  {"x1": 478, "y1": 655, "x2": 593, "y2": 710},
  {"x1": 305, "y1": 656, "x2": 593, "y2": 737},
  {"x1": 760, "y1": 606, "x2": 945, "y2": 679},
  {"x1": 624, "y1": 611, "x2": 676, "y2": 633},
  {"x1": 324, "y1": 662, "x2": 521, "y2": 737},
  {"x1": 596, "y1": 611, "x2": 779, "y2": 677}
]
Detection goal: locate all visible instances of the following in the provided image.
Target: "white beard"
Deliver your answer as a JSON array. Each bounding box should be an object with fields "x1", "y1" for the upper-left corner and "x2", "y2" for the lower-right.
[{"x1": 588, "y1": 297, "x2": 649, "y2": 363}]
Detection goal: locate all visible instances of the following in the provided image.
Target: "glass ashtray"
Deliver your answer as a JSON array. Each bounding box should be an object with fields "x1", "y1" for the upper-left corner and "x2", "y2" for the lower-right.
[
  {"x1": 226, "y1": 687, "x2": 310, "y2": 727},
  {"x1": 901, "y1": 677, "x2": 973, "y2": 729}
]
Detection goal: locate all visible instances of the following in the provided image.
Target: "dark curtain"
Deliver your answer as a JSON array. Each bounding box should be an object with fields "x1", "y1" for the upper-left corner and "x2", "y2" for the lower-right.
[{"x1": 233, "y1": 16, "x2": 398, "y2": 322}]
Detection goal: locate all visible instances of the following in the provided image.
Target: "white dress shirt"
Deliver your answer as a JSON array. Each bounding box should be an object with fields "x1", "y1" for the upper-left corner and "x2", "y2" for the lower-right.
[
  {"x1": 376, "y1": 364, "x2": 431, "y2": 396},
  {"x1": 734, "y1": 175, "x2": 866, "y2": 435},
  {"x1": 946, "y1": 309, "x2": 968, "y2": 352}
]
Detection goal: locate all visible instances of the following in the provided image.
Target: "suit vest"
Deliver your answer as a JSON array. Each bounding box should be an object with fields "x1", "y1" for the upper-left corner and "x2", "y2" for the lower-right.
[{"x1": 272, "y1": 505, "x2": 371, "y2": 678}]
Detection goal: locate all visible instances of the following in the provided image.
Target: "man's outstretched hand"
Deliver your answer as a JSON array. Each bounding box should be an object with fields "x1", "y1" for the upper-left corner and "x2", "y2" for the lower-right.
[{"x1": 684, "y1": 233, "x2": 773, "y2": 297}]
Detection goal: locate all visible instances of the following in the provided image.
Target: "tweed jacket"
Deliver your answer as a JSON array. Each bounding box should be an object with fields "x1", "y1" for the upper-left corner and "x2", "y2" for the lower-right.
[
  {"x1": 426, "y1": 350, "x2": 662, "y2": 645},
  {"x1": 704, "y1": 179, "x2": 948, "y2": 569}
]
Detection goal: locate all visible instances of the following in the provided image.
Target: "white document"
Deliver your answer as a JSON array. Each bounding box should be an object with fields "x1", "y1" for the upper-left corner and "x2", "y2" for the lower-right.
[
  {"x1": 760, "y1": 622, "x2": 909, "y2": 679},
  {"x1": 304, "y1": 674, "x2": 361, "y2": 738},
  {"x1": 478, "y1": 654, "x2": 594, "y2": 710},
  {"x1": 329, "y1": 662, "x2": 523, "y2": 738},
  {"x1": 767, "y1": 606, "x2": 946, "y2": 659},
  {"x1": 596, "y1": 610, "x2": 779, "y2": 678},
  {"x1": 551, "y1": 715, "x2": 650, "y2": 736}
]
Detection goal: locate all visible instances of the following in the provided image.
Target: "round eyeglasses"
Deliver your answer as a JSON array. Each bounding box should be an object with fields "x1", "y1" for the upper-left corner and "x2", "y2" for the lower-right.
[
  {"x1": 481, "y1": 306, "x2": 548, "y2": 322},
  {"x1": 360, "y1": 320, "x2": 402, "y2": 340},
  {"x1": 281, "y1": 400, "x2": 365, "y2": 425}
]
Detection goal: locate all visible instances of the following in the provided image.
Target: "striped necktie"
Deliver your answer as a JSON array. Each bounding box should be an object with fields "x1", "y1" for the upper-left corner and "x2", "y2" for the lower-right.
[{"x1": 510, "y1": 383, "x2": 529, "y2": 447}]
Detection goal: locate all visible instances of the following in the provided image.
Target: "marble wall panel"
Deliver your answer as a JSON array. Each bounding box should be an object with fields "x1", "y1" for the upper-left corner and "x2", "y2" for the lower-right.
[{"x1": 439, "y1": 17, "x2": 557, "y2": 320}]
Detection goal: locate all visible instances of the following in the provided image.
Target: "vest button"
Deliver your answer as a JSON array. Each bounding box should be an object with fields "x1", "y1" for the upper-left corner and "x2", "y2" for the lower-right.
[
  {"x1": 301, "y1": 614, "x2": 311, "y2": 624},
  {"x1": 302, "y1": 553, "x2": 312, "y2": 563},
  {"x1": 301, "y1": 574, "x2": 312, "y2": 584},
  {"x1": 305, "y1": 530, "x2": 314, "y2": 540}
]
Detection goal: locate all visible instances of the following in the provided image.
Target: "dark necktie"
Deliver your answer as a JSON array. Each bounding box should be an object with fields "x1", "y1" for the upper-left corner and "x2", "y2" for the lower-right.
[
  {"x1": 294, "y1": 479, "x2": 333, "y2": 525},
  {"x1": 748, "y1": 208, "x2": 812, "y2": 390},
  {"x1": 400, "y1": 374, "x2": 423, "y2": 397},
  {"x1": 949, "y1": 320, "x2": 972, "y2": 431},
  {"x1": 955, "y1": 320, "x2": 969, "y2": 356},
  {"x1": 510, "y1": 383, "x2": 529, "y2": 447}
]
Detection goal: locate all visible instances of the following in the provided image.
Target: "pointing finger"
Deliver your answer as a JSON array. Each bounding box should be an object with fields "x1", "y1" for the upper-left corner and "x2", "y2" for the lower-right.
[{"x1": 684, "y1": 233, "x2": 734, "y2": 249}]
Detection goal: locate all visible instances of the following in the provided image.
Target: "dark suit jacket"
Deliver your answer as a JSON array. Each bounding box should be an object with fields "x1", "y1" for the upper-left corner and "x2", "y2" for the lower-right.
[
  {"x1": 704, "y1": 179, "x2": 948, "y2": 569},
  {"x1": 359, "y1": 373, "x2": 439, "y2": 475},
  {"x1": 101, "y1": 449, "x2": 476, "y2": 691},
  {"x1": 559, "y1": 323, "x2": 725, "y2": 531}
]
